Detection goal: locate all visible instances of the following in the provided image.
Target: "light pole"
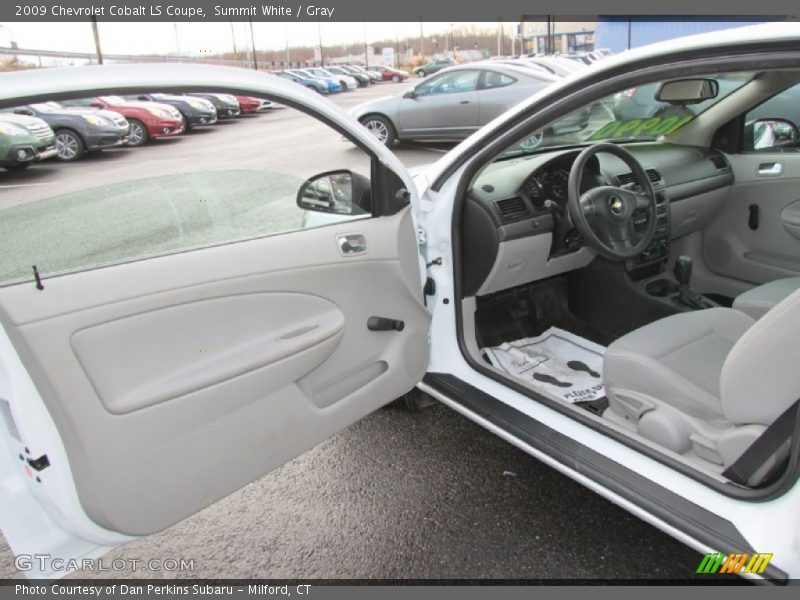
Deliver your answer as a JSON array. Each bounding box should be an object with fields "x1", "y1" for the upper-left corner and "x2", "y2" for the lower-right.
[
  {"x1": 90, "y1": 16, "x2": 103, "y2": 65},
  {"x1": 363, "y1": 22, "x2": 368, "y2": 67},
  {"x1": 317, "y1": 20, "x2": 324, "y2": 66},
  {"x1": 230, "y1": 22, "x2": 238, "y2": 63},
  {"x1": 173, "y1": 22, "x2": 181, "y2": 57},
  {"x1": 285, "y1": 23, "x2": 290, "y2": 66},
  {"x1": 419, "y1": 18, "x2": 424, "y2": 60},
  {"x1": 249, "y1": 17, "x2": 258, "y2": 70}
]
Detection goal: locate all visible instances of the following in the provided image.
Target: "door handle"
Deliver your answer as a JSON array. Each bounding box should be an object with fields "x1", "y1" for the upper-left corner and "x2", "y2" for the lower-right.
[
  {"x1": 337, "y1": 234, "x2": 366, "y2": 256},
  {"x1": 758, "y1": 162, "x2": 783, "y2": 176},
  {"x1": 460, "y1": 100, "x2": 471, "y2": 104},
  {"x1": 367, "y1": 316, "x2": 405, "y2": 332}
]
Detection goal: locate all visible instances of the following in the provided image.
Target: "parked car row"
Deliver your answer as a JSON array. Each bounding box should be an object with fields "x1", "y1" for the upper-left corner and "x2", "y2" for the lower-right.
[
  {"x1": 274, "y1": 64, "x2": 409, "y2": 94},
  {"x1": 0, "y1": 90, "x2": 275, "y2": 168}
]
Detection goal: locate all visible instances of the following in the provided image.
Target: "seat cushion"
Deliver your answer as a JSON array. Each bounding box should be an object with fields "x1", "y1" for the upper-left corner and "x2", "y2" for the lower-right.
[
  {"x1": 605, "y1": 308, "x2": 755, "y2": 422},
  {"x1": 733, "y1": 276, "x2": 800, "y2": 320}
]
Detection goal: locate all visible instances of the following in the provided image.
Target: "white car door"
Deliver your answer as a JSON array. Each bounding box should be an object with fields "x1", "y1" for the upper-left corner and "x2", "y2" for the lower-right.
[{"x1": 0, "y1": 65, "x2": 430, "y2": 578}]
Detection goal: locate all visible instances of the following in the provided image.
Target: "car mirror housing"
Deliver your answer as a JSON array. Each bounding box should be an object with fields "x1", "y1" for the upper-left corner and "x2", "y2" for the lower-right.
[
  {"x1": 403, "y1": 90, "x2": 417, "y2": 99},
  {"x1": 656, "y1": 78, "x2": 719, "y2": 105},
  {"x1": 297, "y1": 170, "x2": 372, "y2": 215},
  {"x1": 746, "y1": 118, "x2": 800, "y2": 151}
]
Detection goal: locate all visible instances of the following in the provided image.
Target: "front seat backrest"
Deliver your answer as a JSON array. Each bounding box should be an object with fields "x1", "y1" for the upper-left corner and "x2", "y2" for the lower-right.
[{"x1": 720, "y1": 286, "x2": 800, "y2": 426}]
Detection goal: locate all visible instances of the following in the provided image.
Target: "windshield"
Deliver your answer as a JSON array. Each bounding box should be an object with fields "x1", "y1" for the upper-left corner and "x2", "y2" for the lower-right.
[
  {"x1": 502, "y1": 72, "x2": 753, "y2": 157},
  {"x1": 30, "y1": 101, "x2": 63, "y2": 112}
]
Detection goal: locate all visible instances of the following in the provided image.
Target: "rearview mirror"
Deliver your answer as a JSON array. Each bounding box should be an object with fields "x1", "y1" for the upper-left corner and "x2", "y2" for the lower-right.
[
  {"x1": 297, "y1": 170, "x2": 371, "y2": 215},
  {"x1": 403, "y1": 89, "x2": 417, "y2": 99},
  {"x1": 655, "y1": 78, "x2": 719, "y2": 105}
]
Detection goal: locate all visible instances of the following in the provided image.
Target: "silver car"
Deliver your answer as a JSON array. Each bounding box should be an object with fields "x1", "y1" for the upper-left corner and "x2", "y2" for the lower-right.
[{"x1": 350, "y1": 63, "x2": 558, "y2": 146}]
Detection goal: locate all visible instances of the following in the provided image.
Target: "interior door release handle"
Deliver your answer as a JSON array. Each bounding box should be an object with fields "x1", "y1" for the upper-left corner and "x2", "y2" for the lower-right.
[
  {"x1": 338, "y1": 234, "x2": 366, "y2": 255},
  {"x1": 367, "y1": 316, "x2": 405, "y2": 332},
  {"x1": 758, "y1": 162, "x2": 783, "y2": 176}
]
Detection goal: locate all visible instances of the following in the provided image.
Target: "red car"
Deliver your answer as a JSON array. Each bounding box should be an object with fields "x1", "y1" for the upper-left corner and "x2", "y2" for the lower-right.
[
  {"x1": 366, "y1": 65, "x2": 410, "y2": 83},
  {"x1": 64, "y1": 95, "x2": 184, "y2": 147},
  {"x1": 234, "y1": 96, "x2": 262, "y2": 115}
]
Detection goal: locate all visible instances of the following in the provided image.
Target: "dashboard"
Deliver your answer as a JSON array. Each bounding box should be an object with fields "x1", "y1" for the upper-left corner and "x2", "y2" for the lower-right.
[{"x1": 461, "y1": 143, "x2": 735, "y2": 297}]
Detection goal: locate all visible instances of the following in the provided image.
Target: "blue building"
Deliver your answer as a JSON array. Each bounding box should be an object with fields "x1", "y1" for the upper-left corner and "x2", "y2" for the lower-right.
[{"x1": 594, "y1": 19, "x2": 774, "y2": 54}]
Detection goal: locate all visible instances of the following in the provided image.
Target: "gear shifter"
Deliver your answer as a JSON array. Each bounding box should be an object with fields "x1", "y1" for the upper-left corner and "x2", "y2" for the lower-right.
[
  {"x1": 673, "y1": 255, "x2": 714, "y2": 310},
  {"x1": 673, "y1": 256, "x2": 693, "y2": 287}
]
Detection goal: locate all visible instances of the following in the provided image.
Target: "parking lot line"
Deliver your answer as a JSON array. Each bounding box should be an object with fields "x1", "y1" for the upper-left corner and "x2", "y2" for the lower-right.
[{"x1": 0, "y1": 182, "x2": 57, "y2": 189}]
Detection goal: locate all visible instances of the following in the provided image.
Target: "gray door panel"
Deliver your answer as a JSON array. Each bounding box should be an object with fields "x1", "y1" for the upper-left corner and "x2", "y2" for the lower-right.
[
  {"x1": 0, "y1": 208, "x2": 429, "y2": 536},
  {"x1": 703, "y1": 153, "x2": 800, "y2": 284},
  {"x1": 781, "y1": 200, "x2": 800, "y2": 239},
  {"x1": 478, "y1": 84, "x2": 542, "y2": 126}
]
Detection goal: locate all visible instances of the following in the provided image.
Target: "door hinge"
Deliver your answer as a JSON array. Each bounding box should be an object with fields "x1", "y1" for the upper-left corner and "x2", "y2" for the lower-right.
[{"x1": 417, "y1": 227, "x2": 427, "y2": 245}]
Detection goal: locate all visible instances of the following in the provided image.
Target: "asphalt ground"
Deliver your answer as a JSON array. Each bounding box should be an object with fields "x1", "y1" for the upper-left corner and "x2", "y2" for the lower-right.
[
  {"x1": 1, "y1": 402, "x2": 706, "y2": 580},
  {"x1": 0, "y1": 80, "x2": 707, "y2": 580}
]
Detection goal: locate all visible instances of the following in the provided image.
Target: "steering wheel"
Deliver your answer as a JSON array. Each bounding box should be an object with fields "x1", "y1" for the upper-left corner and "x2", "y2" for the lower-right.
[{"x1": 567, "y1": 143, "x2": 657, "y2": 260}]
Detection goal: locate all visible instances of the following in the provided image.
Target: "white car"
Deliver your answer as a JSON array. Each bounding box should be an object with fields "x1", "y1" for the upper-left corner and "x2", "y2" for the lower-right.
[
  {"x1": 306, "y1": 67, "x2": 359, "y2": 91},
  {"x1": 1, "y1": 22, "x2": 800, "y2": 581}
]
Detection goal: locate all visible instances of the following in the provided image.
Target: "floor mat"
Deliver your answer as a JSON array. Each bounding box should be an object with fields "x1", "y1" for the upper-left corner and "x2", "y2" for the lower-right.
[{"x1": 482, "y1": 327, "x2": 606, "y2": 404}]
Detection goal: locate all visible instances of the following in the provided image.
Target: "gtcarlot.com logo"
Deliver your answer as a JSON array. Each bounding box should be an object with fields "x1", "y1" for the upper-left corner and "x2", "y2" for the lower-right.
[{"x1": 15, "y1": 554, "x2": 195, "y2": 573}]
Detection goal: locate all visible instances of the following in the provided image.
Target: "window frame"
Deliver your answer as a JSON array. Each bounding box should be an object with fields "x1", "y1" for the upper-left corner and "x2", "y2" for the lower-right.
[
  {"x1": 477, "y1": 69, "x2": 518, "y2": 91},
  {"x1": 414, "y1": 69, "x2": 481, "y2": 97},
  {"x1": 0, "y1": 84, "x2": 411, "y2": 287}
]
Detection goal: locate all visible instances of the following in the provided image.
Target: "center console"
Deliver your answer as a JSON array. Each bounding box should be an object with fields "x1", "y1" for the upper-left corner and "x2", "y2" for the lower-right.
[{"x1": 625, "y1": 183, "x2": 716, "y2": 312}]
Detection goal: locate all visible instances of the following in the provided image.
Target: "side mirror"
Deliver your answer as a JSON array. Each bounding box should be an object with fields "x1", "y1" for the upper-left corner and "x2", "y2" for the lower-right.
[
  {"x1": 746, "y1": 118, "x2": 800, "y2": 151},
  {"x1": 297, "y1": 170, "x2": 371, "y2": 215},
  {"x1": 137, "y1": 95, "x2": 150, "y2": 101},
  {"x1": 403, "y1": 89, "x2": 417, "y2": 99},
  {"x1": 14, "y1": 108, "x2": 34, "y2": 116},
  {"x1": 90, "y1": 100, "x2": 105, "y2": 109},
  {"x1": 656, "y1": 78, "x2": 719, "y2": 104}
]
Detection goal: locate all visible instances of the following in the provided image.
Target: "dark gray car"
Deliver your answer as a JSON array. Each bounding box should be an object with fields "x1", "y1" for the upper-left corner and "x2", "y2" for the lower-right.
[
  {"x1": 350, "y1": 63, "x2": 559, "y2": 146},
  {"x1": 5, "y1": 102, "x2": 130, "y2": 162}
]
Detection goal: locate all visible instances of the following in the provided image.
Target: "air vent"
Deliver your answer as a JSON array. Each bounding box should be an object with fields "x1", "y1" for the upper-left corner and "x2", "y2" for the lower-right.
[
  {"x1": 495, "y1": 196, "x2": 529, "y2": 221},
  {"x1": 617, "y1": 169, "x2": 662, "y2": 186},
  {"x1": 709, "y1": 154, "x2": 728, "y2": 170}
]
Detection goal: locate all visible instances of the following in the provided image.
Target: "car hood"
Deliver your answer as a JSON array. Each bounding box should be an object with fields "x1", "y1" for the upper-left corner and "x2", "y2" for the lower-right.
[
  {"x1": 349, "y1": 95, "x2": 401, "y2": 120},
  {"x1": 47, "y1": 107, "x2": 126, "y2": 121},
  {"x1": 0, "y1": 113, "x2": 48, "y2": 128}
]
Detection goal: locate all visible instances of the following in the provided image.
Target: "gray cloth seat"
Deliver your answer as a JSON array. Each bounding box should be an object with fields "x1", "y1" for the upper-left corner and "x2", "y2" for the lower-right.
[
  {"x1": 733, "y1": 276, "x2": 800, "y2": 320},
  {"x1": 604, "y1": 287, "x2": 800, "y2": 482}
]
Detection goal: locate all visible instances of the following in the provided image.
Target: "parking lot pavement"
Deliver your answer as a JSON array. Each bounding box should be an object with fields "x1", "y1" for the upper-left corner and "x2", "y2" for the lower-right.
[{"x1": 0, "y1": 403, "x2": 705, "y2": 580}]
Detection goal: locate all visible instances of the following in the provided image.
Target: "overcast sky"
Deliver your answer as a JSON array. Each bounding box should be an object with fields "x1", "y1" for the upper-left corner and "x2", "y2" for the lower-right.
[{"x1": 0, "y1": 21, "x2": 504, "y2": 55}]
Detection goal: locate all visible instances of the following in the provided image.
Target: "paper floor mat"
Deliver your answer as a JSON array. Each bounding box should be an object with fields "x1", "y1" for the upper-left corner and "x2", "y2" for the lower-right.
[{"x1": 482, "y1": 327, "x2": 606, "y2": 403}]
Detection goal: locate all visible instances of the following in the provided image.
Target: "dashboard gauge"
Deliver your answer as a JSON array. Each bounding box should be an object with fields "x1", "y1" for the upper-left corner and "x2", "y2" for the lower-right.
[{"x1": 550, "y1": 169, "x2": 570, "y2": 200}]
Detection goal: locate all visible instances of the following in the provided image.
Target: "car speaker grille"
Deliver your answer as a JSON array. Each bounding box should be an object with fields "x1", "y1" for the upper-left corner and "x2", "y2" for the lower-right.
[{"x1": 495, "y1": 197, "x2": 530, "y2": 221}]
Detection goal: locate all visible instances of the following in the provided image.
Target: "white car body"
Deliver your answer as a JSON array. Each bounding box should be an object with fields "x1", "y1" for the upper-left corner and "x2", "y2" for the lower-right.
[
  {"x1": 0, "y1": 22, "x2": 799, "y2": 581},
  {"x1": 309, "y1": 67, "x2": 358, "y2": 91}
]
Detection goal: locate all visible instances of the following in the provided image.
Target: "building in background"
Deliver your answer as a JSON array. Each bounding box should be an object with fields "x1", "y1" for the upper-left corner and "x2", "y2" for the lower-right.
[
  {"x1": 515, "y1": 18, "x2": 774, "y2": 57},
  {"x1": 518, "y1": 20, "x2": 596, "y2": 55},
  {"x1": 593, "y1": 18, "x2": 772, "y2": 54}
]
